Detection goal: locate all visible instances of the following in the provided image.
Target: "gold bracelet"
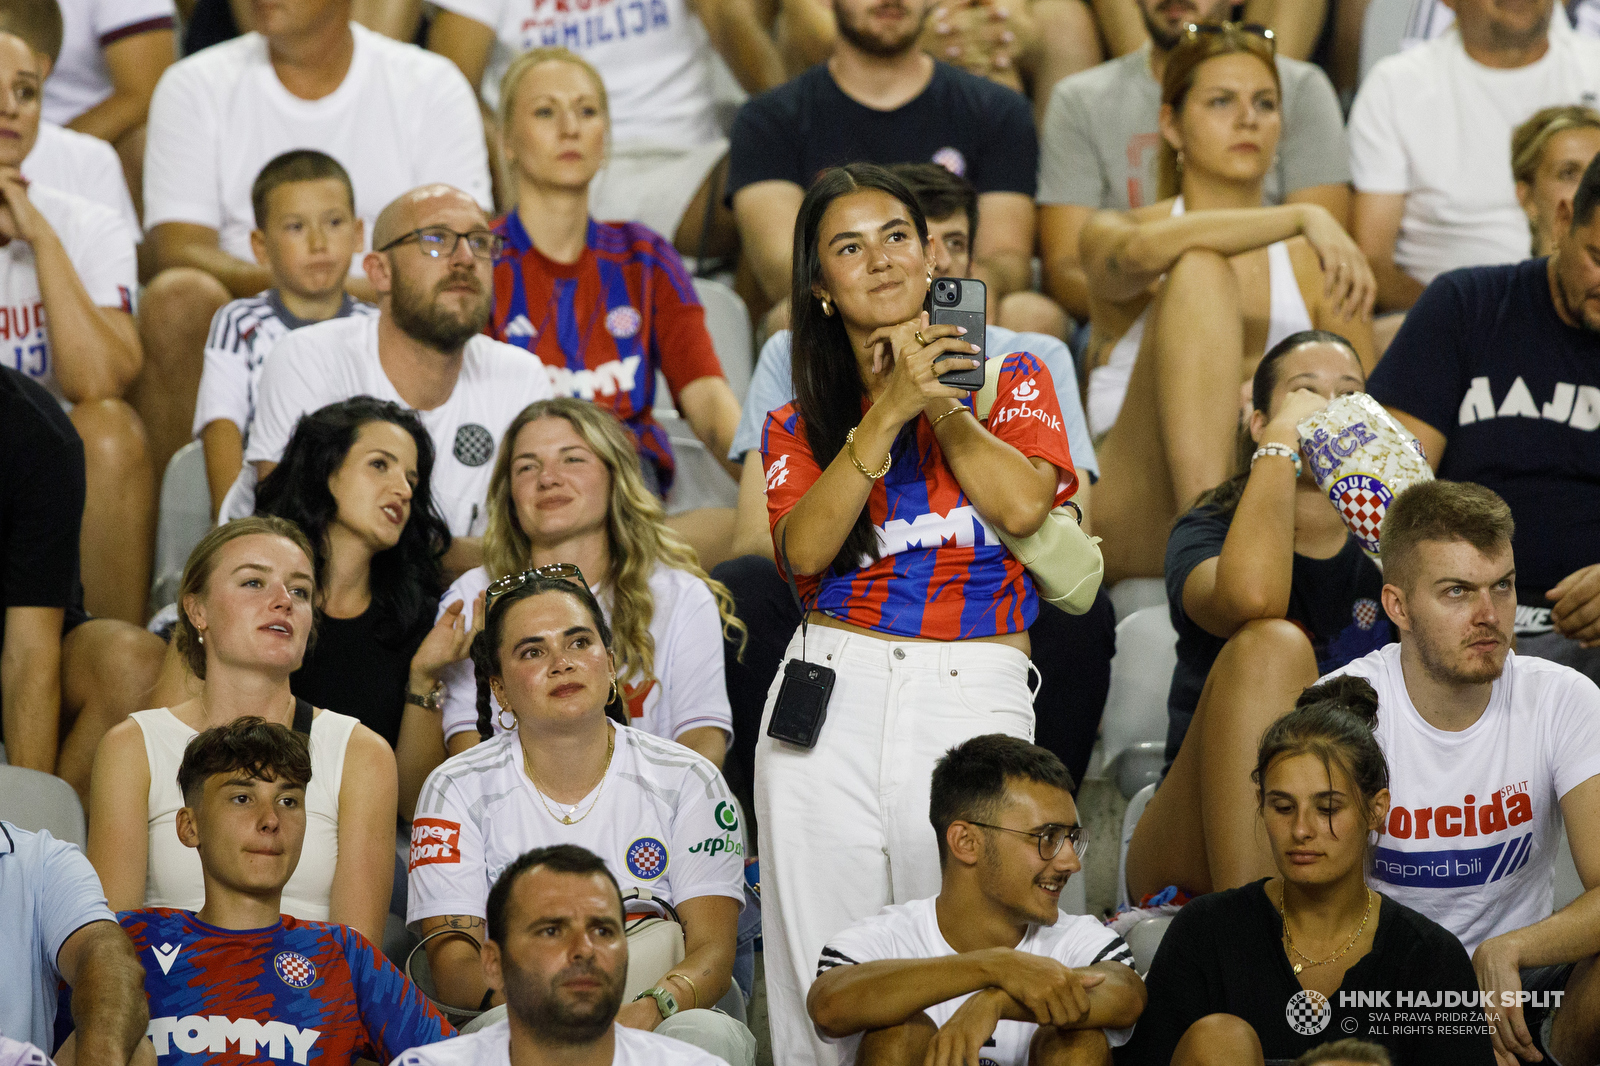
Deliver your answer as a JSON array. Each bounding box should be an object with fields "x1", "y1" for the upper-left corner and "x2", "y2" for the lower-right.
[
  {"x1": 845, "y1": 426, "x2": 892, "y2": 480},
  {"x1": 929, "y1": 405, "x2": 968, "y2": 430},
  {"x1": 663, "y1": 971, "x2": 700, "y2": 1009}
]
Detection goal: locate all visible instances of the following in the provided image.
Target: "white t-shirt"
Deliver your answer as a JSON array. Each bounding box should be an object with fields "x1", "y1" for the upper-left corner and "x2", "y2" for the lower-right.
[
  {"x1": 22, "y1": 122, "x2": 139, "y2": 239},
  {"x1": 0, "y1": 183, "x2": 135, "y2": 403},
  {"x1": 192, "y1": 291, "x2": 378, "y2": 446},
  {"x1": 436, "y1": 564, "x2": 733, "y2": 744},
  {"x1": 818, "y1": 896, "x2": 1136, "y2": 1065},
  {"x1": 243, "y1": 314, "x2": 553, "y2": 537},
  {"x1": 407, "y1": 724, "x2": 745, "y2": 927},
  {"x1": 391, "y1": 1019, "x2": 729, "y2": 1066},
  {"x1": 1350, "y1": 27, "x2": 1600, "y2": 286},
  {"x1": 1400, "y1": 0, "x2": 1591, "y2": 50},
  {"x1": 1327, "y1": 645, "x2": 1600, "y2": 955},
  {"x1": 41, "y1": 0, "x2": 175, "y2": 126},
  {"x1": 433, "y1": 0, "x2": 720, "y2": 149},
  {"x1": 143, "y1": 23, "x2": 491, "y2": 266}
]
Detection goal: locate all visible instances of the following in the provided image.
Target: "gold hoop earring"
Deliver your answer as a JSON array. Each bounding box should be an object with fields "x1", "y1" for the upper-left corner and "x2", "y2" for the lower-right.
[
  {"x1": 497, "y1": 708, "x2": 516, "y2": 732},
  {"x1": 609, "y1": 677, "x2": 621, "y2": 704},
  {"x1": 819, "y1": 295, "x2": 833, "y2": 317},
  {"x1": 926, "y1": 269, "x2": 933, "y2": 288}
]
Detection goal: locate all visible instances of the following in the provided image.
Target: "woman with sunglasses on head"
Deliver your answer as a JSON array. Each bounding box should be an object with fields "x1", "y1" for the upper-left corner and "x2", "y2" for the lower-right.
[
  {"x1": 407, "y1": 573, "x2": 756, "y2": 1065},
  {"x1": 430, "y1": 398, "x2": 744, "y2": 768},
  {"x1": 1120, "y1": 676, "x2": 1493, "y2": 1066},
  {"x1": 756, "y1": 162, "x2": 1079, "y2": 1066},
  {"x1": 86, "y1": 517, "x2": 399, "y2": 945},
  {"x1": 1081, "y1": 22, "x2": 1377, "y2": 585}
]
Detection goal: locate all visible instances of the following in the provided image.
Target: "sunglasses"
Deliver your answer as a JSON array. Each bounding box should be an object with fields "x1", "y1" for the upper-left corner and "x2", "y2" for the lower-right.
[
  {"x1": 1183, "y1": 21, "x2": 1277, "y2": 52},
  {"x1": 484, "y1": 563, "x2": 587, "y2": 610}
]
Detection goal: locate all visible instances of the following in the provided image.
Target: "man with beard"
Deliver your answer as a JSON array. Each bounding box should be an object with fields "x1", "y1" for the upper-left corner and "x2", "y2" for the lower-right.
[
  {"x1": 392, "y1": 845, "x2": 732, "y2": 1066},
  {"x1": 725, "y1": 0, "x2": 1045, "y2": 331},
  {"x1": 1036, "y1": 0, "x2": 1348, "y2": 322},
  {"x1": 243, "y1": 184, "x2": 553, "y2": 574},
  {"x1": 1323, "y1": 480, "x2": 1600, "y2": 1066}
]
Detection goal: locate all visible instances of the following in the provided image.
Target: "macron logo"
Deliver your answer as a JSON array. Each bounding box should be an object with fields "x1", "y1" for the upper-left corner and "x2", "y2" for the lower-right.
[
  {"x1": 504, "y1": 314, "x2": 536, "y2": 339},
  {"x1": 152, "y1": 942, "x2": 181, "y2": 975},
  {"x1": 147, "y1": 1017, "x2": 320, "y2": 1063}
]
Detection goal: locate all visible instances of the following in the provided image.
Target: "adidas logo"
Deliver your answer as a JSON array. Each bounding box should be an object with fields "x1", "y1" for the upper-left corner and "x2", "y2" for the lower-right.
[{"x1": 504, "y1": 314, "x2": 536, "y2": 339}]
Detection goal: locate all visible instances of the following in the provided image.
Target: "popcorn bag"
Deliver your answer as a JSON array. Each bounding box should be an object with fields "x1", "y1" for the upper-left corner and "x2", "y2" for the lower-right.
[{"x1": 1297, "y1": 393, "x2": 1433, "y2": 560}]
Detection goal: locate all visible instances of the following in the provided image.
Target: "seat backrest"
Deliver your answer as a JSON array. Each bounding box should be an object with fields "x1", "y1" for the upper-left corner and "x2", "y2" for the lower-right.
[
  {"x1": 692, "y1": 277, "x2": 753, "y2": 406},
  {"x1": 1101, "y1": 607, "x2": 1179, "y2": 768},
  {"x1": 0, "y1": 765, "x2": 86, "y2": 848},
  {"x1": 1124, "y1": 914, "x2": 1173, "y2": 976},
  {"x1": 1360, "y1": 0, "x2": 1418, "y2": 83},
  {"x1": 1117, "y1": 782, "x2": 1158, "y2": 911},
  {"x1": 151, "y1": 441, "x2": 213, "y2": 612}
]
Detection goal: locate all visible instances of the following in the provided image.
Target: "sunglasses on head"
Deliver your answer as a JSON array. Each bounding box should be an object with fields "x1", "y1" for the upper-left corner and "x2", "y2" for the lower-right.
[
  {"x1": 484, "y1": 563, "x2": 587, "y2": 611},
  {"x1": 1184, "y1": 21, "x2": 1277, "y2": 52}
]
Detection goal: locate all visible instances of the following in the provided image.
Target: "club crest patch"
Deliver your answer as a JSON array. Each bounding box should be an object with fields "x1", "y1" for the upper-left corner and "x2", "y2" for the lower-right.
[
  {"x1": 274, "y1": 950, "x2": 317, "y2": 989},
  {"x1": 1328, "y1": 473, "x2": 1394, "y2": 556},
  {"x1": 626, "y1": 836, "x2": 668, "y2": 880},
  {"x1": 606, "y1": 305, "x2": 641, "y2": 339},
  {"x1": 1353, "y1": 598, "x2": 1379, "y2": 631},
  {"x1": 453, "y1": 423, "x2": 495, "y2": 467}
]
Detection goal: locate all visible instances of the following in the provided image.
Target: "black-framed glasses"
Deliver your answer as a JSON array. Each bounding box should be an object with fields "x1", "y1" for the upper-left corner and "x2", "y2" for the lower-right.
[
  {"x1": 1183, "y1": 21, "x2": 1276, "y2": 52},
  {"x1": 966, "y1": 821, "x2": 1089, "y2": 861},
  {"x1": 377, "y1": 226, "x2": 506, "y2": 260},
  {"x1": 485, "y1": 563, "x2": 587, "y2": 609}
]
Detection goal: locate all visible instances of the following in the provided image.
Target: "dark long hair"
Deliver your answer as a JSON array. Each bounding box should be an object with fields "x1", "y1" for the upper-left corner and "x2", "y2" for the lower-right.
[
  {"x1": 471, "y1": 575, "x2": 627, "y2": 740},
  {"x1": 790, "y1": 163, "x2": 930, "y2": 575},
  {"x1": 1191, "y1": 329, "x2": 1363, "y2": 521},
  {"x1": 255, "y1": 397, "x2": 451, "y2": 644}
]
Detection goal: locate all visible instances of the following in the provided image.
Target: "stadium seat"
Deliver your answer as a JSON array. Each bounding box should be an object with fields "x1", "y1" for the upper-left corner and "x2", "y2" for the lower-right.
[
  {"x1": 1124, "y1": 914, "x2": 1173, "y2": 976},
  {"x1": 150, "y1": 441, "x2": 212, "y2": 613},
  {"x1": 1101, "y1": 607, "x2": 1178, "y2": 798},
  {"x1": 692, "y1": 277, "x2": 754, "y2": 406},
  {"x1": 0, "y1": 764, "x2": 86, "y2": 847},
  {"x1": 1117, "y1": 783, "x2": 1157, "y2": 912},
  {"x1": 1108, "y1": 578, "x2": 1166, "y2": 623},
  {"x1": 661, "y1": 411, "x2": 739, "y2": 514},
  {"x1": 1360, "y1": 0, "x2": 1414, "y2": 83},
  {"x1": 1555, "y1": 824, "x2": 1583, "y2": 911}
]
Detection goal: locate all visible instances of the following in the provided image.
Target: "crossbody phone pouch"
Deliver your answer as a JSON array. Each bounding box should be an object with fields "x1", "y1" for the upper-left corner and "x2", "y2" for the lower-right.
[{"x1": 766, "y1": 533, "x2": 836, "y2": 748}]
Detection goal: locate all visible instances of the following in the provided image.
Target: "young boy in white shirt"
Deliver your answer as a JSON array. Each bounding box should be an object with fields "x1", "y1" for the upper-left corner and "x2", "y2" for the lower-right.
[{"x1": 193, "y1": 150, "x2": 376, "y2": 516}]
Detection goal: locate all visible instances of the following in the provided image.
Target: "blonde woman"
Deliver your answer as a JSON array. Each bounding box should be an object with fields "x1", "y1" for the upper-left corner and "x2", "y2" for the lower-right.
[
  {"x1": 1513, "y1": 105, "x2": 1600, "y2": 257},
  {"x1": 431, "y1": 399, "x2": 744, "y2": 766}
]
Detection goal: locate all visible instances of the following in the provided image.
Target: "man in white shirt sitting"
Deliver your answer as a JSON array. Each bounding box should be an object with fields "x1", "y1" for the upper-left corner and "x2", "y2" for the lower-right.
[
  {"x1": 808, "y1": 734, "x2": 1144, "y2": 1066},
  {"x1": 1351, "y1": 0, "x2": 1600, "y2": 324},
  {"x1": 132, "y1": 0, "x2": 490, "y2": 486},
  {"x1": 242, "y1": 184, "x2": 552, "y2": 576},
  {"x1": 1326, "y1": 480, "x2": 1600, "y2": 1066}
]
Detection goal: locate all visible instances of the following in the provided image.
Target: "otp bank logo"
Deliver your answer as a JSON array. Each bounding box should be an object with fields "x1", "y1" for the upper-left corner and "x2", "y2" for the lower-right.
[{"x1": 410, "y1": 818, "x2": 462, "y2": 869}]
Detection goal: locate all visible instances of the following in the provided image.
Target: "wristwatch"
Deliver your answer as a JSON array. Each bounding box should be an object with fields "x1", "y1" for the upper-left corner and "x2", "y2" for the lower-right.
[
  {"x1": 405, "y1": 682, "x2": 444, "y2": 711},
  {"x1": 634, "y1": 985, "x2": 680, "y2": 1020}
]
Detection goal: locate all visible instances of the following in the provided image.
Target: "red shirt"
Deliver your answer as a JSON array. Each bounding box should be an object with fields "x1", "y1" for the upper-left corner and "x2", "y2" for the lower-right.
[{"x1": 761, "y1": 352, "x2": 1077, "y2": 640}]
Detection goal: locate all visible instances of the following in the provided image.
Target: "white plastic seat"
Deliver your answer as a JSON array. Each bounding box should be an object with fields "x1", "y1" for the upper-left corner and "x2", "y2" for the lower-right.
[
  {"x1": 150, "y1": 440, "x2": 212, "y2": 613},
  {"x1": 1117, "y1": 782, "x2": 1158, "y2": 912},
  {"x1": 1124, "y1": 914, "x2": 1173, "y2": 977},
  {"x1": 660, "y1": 412, "x2": 739, "y2": 514},
  {"x1": 692, "y1": 277, "x2": 753, "y2": 406},
  {"x1": 1108, "y1": 577, "x2": 1166, "y2": 623},
  {"x1": 1555, "y1": 823, "x2": 1583, "y2": 911},
  {"x1": 0, "y1": 764, "x2": 86, "y2": 848},
  {"x1": 1101, "y1": 607, "x2": 1178, "y2": 798}
]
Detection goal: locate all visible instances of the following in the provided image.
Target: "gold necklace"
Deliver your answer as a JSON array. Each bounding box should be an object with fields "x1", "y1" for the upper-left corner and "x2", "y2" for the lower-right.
[
  {"x1": 524, "y1": 725, "x2": 614, "y2": 825},
  {"x1": 1275, "y1": 881, "x2": 1373, "y2": 975}
]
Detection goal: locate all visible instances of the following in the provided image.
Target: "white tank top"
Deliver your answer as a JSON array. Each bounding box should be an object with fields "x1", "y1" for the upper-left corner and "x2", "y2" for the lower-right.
[
  {"x1": 1087, "y1": 197, "x2": 1314, "y2": 436},
  {"x1": 133, "y1": 705, "x2": 356, "y2": 920}
]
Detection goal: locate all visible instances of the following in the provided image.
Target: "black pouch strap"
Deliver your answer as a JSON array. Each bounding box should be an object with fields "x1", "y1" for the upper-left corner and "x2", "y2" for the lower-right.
[{"x1": 292, "y1": 697, "x2": 314, "y2": 736}]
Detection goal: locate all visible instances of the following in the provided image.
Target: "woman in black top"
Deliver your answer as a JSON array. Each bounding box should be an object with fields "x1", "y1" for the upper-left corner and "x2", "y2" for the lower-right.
[
  {"x1": 1118, "y1": 677, "x2": 1494, "y2": 1066},
  {"x1": 255, "y1": 397, "x2": 468, "y2": 818},
  {"x1": 1126, "y1": 331, "x2": 1394, "y2": 901}
]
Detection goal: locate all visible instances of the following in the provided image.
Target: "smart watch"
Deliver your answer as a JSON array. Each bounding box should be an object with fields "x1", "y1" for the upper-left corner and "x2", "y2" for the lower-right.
[{"x1": 634, "y1": 985, "x2": 680, "y2": 1020}]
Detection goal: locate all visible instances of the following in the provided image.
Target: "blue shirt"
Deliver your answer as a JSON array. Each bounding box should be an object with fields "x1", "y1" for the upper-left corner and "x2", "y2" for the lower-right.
[
  {"x1": 729, "y1": 326, "x2": 1098, "y2": 481},
  {"x1": 0, "y1": 821, "x2": 114, "y2": 1046}
]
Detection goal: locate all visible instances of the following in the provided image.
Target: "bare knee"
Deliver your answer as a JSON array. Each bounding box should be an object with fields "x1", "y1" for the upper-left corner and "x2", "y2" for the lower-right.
[
  {"x1": 858, "y1": 1013, "x2": 937, "y2": 1066},
  {"x1": 138, "y1": 268, "x2": 231, "y2": 350},
  {"x1": 1217, "y1": 618, "x2": 1317, "y2": 676},
  {"x1": 1000, "y1": 291, "x2": 1070, "y2": 338},
  {"x1": 69, "y1": 399, "x2": 151, "y2": 478},
  {"x1": 1031, "y1": 1026, "x2": 1111, "y2": 1065},
  {"x1": 1171, "y1": 1013, "x2": 1263, "y2": 1066},
  {"x1": 63, "y1": 620, "x2": 165, "y2": 725}
]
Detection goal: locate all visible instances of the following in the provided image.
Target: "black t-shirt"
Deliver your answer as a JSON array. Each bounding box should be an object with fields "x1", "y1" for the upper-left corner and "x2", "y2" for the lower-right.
[
  {"x1": 725, "y1": 61, "x2": 1037, "y2": 201},
  {"x1": 1116, "y1": 880, "x2": 1496, "y2": 1066},
  {"x1": 290, "y1": 605, "x2": 431, "y2": 748},
  {"x1": 0, "y1": 367, "x2": 86, "y2": 655},
  {"x1": 1368, "y1": 258, "x2": 1600, "y2": 607},
  {"x1": 1164, "y1": 504, "x2": 1393, "y2": 763}
]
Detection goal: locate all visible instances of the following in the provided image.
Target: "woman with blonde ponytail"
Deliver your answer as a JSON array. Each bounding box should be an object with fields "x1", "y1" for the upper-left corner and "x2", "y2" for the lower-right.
[{"x1": 431, "y1": 398, "x2": 743, "y2": 766}]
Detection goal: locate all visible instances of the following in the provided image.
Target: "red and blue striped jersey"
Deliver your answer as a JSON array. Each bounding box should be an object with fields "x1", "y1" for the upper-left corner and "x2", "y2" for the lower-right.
[
  {"x1": 761, "y1": 352, "x2": 1077, "y2": 640},
  {"x1": 92, "y1": 909, "x2": 453, "y2": 1064},
  {"x1": 490, "y1": 213, "x2": 724, "y2": 487}
]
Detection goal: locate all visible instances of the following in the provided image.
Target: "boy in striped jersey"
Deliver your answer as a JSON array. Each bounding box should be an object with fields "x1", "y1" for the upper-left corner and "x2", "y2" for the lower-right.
[
  {"x1": 808, "y1": 736, "x2": 1143, "y2": 1066},
  {"x1": 192, "y1": 151, "x2": 376, "y2": 516}
]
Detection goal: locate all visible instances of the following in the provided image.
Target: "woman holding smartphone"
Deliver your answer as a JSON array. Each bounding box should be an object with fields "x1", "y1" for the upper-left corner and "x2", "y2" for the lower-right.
[{"x1": 755, "y1": 163, "x2": 1079, "y2": 1066}]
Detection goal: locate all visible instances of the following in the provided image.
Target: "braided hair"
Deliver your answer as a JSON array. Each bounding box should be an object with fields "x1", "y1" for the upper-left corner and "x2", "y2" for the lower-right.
[{"x1": 472, "y1": 574, "x2": 628, "y2": 741}]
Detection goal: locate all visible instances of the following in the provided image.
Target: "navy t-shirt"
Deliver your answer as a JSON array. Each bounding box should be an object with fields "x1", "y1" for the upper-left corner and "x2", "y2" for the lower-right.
[
  {"x1": 1368, "y1": 258, "x2": 1600, "y2": 606},
  {"x1": 725, "y1": 61, "x2": 1037, "y2": 200},
  {"x1": 1164, "y1": 504, "x2": 1393, "y2": 764}
]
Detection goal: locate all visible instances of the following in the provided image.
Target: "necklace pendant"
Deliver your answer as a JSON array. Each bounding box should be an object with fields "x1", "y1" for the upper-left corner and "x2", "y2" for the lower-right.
[
  {"x1": 562, "y1": 814, "x2": 574, "y2": 825},
  {"x1": 1293, "y1": 964, "x2": 1303, "y2": 974}
]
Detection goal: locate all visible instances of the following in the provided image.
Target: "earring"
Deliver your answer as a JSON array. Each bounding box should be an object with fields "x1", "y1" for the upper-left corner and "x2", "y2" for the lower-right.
[
  {"x1": 819, "y1": 294, "x2": 834, "y2": 317},
  {"x1": 497, "y1": 708, "x2": 516, "y2": 732},
  {"x1": 197, "y1": 631, "x2": 205, "y2": 646},
  {"x1": 1175, "y1": 149, "x2": 1184, "y2": 175},
  {"x1": 926, "y1": 269, "x2": 933, "y2": 288},
  {"x1": 609, "y1": 677, "x2": 621, "y2": 704}
]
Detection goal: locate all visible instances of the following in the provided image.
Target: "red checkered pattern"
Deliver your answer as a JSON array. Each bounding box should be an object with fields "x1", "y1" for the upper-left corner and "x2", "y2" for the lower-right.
[
  {"x1": 1354, "y1": 599, "x2": 1379, "y2": 630},
  {"x1": 627, "y1": 838, "x2": 667, "y2": 879},
  {"x1": 274, "y1": 950, "x2": 316, "y2": 989},
  {"x1": 1338, "y1": 487, "x2": 1387, "y2": 547}
]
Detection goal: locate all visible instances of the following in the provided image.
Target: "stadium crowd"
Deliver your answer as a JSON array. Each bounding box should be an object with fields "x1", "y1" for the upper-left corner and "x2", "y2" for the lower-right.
[{"x1": 4, "y1": 0, "x2": 1600, "y2": 1064}]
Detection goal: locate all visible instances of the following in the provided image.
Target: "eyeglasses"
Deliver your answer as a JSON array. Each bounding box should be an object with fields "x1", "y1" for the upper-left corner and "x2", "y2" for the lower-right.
[
  {"x1": 485, "y1": 563, "x2": 587, "y2": 609},
  {"x1": 377, "y1": 226, "x2": 506, "y2": 260},
  {"x1": 965, "y1": 821, "x2": 1089, "y2": 861},
  {"x1": 1183, "y1": 21, "x2": 1277, "y2": 52}
]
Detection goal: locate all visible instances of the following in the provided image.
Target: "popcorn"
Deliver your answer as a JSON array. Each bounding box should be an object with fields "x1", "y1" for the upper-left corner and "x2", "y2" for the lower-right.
[{"x1": 1298, "y1": 393, "x2": 1434, "y2": 560}]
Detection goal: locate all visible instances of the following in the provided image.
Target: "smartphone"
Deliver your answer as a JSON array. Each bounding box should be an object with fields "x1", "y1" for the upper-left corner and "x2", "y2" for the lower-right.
[
  {"x1": 928, "y1": 276, "x2": 987, "y2": 391},
  {"x1": 767, "y1": 658, "x2": 836, "y2": 748}
]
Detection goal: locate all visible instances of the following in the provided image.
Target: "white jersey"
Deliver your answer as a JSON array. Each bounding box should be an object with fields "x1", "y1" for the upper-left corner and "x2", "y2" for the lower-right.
[
  {"x1": 244, "y1": 315, "x2": 553, "y2": 538},
  {"x1": 432, "y1": 0, "x2": 720, "y2": 149},
  {"x1": 817, "y1": 896, "x2": 1135, "y2": 1065},
  {"x1": 407, "y1": 724, "x2": 744, "y2": 927},
  {"x1": 22, "y1": 122, "x2": 139, "y2": 239},
  {"x1": 41, "y1": 0, "x2": 175, "y2": 127},
  {"x1": 0, "y1": 183, "x2": 135, "y2": 403},
  {"x1": 193, "y1": 291, "x2": 378, "y2": 445},
  {"x1": 1327, "y1": 645, "x2": 1600, "y2": 954},
  {"x1": 391, "y1": 1019, "x2": 729, "y2": 1066},
  {"x1": 436, "y1": 564, "x2": 733, "y2": 744},
  {"x1": 0, "y1": 1038, "x2": 51, "y2": 1066},
  {"x1": 143, "y1": 23, "x2": 490, "y2": 266}
]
